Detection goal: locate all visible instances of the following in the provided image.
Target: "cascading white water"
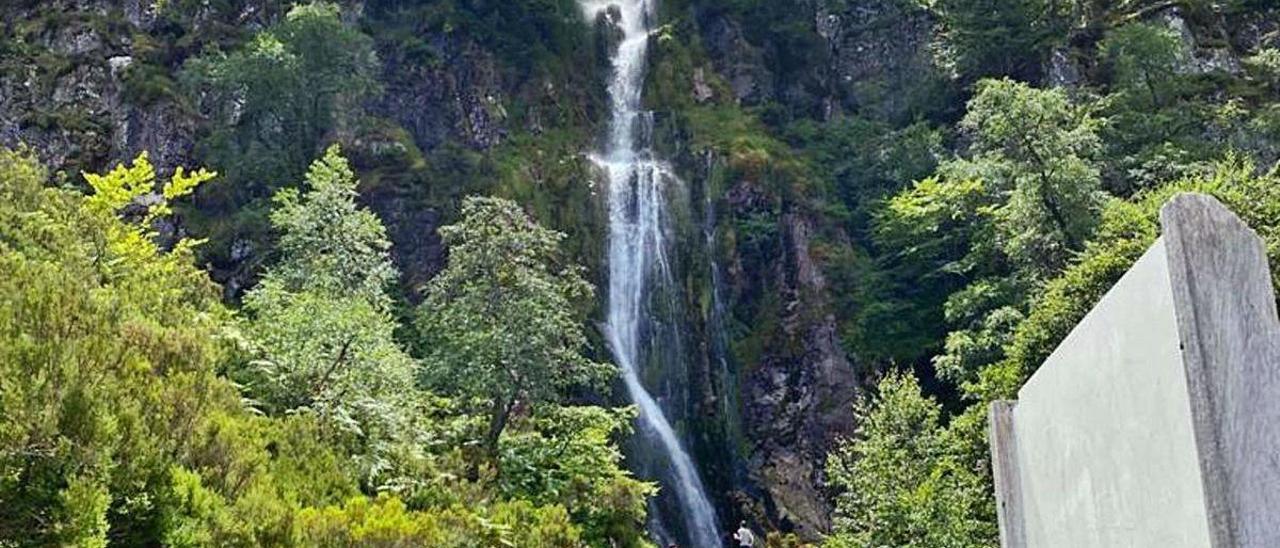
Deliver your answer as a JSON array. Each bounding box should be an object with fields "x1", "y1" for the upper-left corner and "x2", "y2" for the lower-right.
[{"x1": 580, "y1": 1, "x2": 722, "y2": 546}]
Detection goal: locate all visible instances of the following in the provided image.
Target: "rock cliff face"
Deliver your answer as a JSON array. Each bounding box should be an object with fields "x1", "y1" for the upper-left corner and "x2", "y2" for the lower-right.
[
  {"x1": 9, "y1": 0, "x2": 1275, "y2": 541},
  {"x1": 375, "y1": 35, "x2": 508, "y2": 152},
  {"x1": 662, "y1": 0, "x2": 939, "y2": 535},
  {"x1": 738, "y1": 206, "x2": 857, "y2": 537},
  {"x1": 9, "y1": 0, "x2": 1276, "y2": 542},
  {"x1": 695, "y1": 0, "x2": 938, "y2": 121},
  {"x1": 0, "y1": 0, "x2": 874, "y2": 538}
]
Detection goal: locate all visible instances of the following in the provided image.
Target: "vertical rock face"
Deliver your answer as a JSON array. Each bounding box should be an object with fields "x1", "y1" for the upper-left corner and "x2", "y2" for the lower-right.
[
  {"x1": 0, "y1": 1, "x2": 289, "y2": 178},
  {"x1": 682, "y1": 0, "x2": 932, "y2": 536},
  {"x1": 0, "y1": 7, "x2": 132, "y2": 174},
  {"x1": 743, "y1": 211, "x2": 857, "y2": 538},
  {"x1": 700, "y1": 15, "x2": 774, "y2": 106},
  {"x1": 0, "y1": 1, "x2": 523, "y2": 296},
  {"x1": 696, "y1": 172, "x2": 857, "y2": 538},
  {"x1": 696, "y1": 0, "x2": 936, "y2": 121},
  {"x1": 375, "y1": 36, "x2": 508, "y2": 152},
  {"x1": 814, "y1": 0, "x2": 937, "y2": 121}
]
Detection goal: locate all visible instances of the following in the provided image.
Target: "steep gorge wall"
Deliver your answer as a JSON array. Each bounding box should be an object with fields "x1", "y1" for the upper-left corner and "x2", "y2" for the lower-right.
[
  {"x1": 0, "y1": 0, "x2": 874, "y2": 537},
  {"x1": 10, "y1": 0, "x2": 1276, "y2": 540}
]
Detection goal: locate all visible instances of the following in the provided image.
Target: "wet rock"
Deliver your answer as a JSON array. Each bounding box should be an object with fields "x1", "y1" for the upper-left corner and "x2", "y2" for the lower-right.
[
  {"x1": 742, "y1": 212, "x2": 857, "y2": 540},
  {"x1": 715, "y1": 175, "x2": 858, "y2": 539}
]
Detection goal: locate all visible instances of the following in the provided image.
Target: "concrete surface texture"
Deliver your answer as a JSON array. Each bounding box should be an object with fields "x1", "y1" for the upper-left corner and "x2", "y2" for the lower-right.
[{"x1": 990, "y1": 194, "x2": 1280, "y2": 548}]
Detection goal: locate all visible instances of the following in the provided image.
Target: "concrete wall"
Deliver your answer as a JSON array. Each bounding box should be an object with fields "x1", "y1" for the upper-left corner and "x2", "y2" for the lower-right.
[{"x1": 991, "y1": 194, "x2": 1280, "y2": 548}]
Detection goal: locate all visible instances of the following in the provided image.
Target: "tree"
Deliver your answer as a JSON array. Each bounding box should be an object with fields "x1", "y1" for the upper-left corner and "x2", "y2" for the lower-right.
[
  {"x1": 498, "y1": 406, "x2": 655, "y2": 547},
  {"x1": 416, "y1": 197, "x2": 613, "y2": 461},
  {"x1": 1102, "y1": 22, "x2": 1186, "y2": 109},
  {"x1": 1245, "y1": 48, "x2": 1280, "y2": 93},
  {"x1": 186, "y1": 1, "x2": 377, "y2": 197},
  {"x1": 924, "y1": 0, "x2": 1069, "y2": 79},
  {"x1": 182, "y1": 1, "x2": 378, "y2": 270},
  {"x1": 873, "y1": 80, "x2": 1105, "y2": 387},
  {"x1": 0, "y1": 148, "x2": 648, "y2": 545},
  {"x1": 960, "y1": 78, "x2": 1105, "y2": 279},
  {"x1": 263, "y1": 144, "x2": 398, "y2": 305},
  {"x1": 238, "y1": 145, "x2": 419, "y2": 480},
  {"x1": 826, "y1": 373, "x2": 996, "y2": 548},
  {"x1": 0, "y1": 149, "x2": 231, "y2": 545}
]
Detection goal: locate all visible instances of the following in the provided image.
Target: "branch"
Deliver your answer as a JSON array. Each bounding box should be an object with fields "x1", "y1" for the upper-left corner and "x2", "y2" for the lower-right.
[{"x1": 313, "y1": 338, "x2": 354, "y2": 397}]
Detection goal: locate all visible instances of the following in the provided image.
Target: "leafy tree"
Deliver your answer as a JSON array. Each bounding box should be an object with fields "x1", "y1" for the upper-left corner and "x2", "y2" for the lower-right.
[
  {"x1": 416, "y1": 197, "x2": 614, "y2": 461},
  {"x1": 0, "y1": 149, "x2": 229, "y2": 545},
  {"x1": 0, "y1": 145, "x2": 643, "y2": 546},
  {"x1": 960, "y1": 78, "x2": 1104, "y2": 278},
  {"x1": 1096, "y1": 22, "x2": 1266, "y2": 194},
  {"x1": 826, "y1": 372, "x2": 996, "y2": 548},
  {"x1": 872, "y1": 80, "x2": 1103, "y2": 384},
  {"x1": 934, "y1": 284, "x2": 1024, "y2": 386},
  {"x1": 238, "y1": 146, "x2": 420, "y2": 479},
  {"x1": 186, "y1": 2, "x2": 377, "y2": 197},
  {"x1": 1102, "y1": 22, "x2": 1187, "y2": 109},
  {"x1": 922, "y1": 0, "x2": 1069, "y2": 79},
  {"x1": 969, "y1": 157, "x2": 1280, "y2": 401},
  {"x1": 182, "y1": 1, "x2": 378, "y2": 272},
  {"x1": 856, "y1": 159, "x2": 1280, "y2": 548},
  {"x1": 499, "y1": 406, "x2": 655, "y2": 547},
  {"x1": 261, "y1": 144, "x2": 398, "y2": 306},
  {"x1": 1245, "y1": 48, "x2": 1280, "y2": 93}
]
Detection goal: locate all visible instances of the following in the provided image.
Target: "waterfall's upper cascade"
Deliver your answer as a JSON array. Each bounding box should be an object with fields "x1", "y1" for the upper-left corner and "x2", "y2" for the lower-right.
[{"x1": 580, "y1": 0, "x2": 722, "y2": 546}]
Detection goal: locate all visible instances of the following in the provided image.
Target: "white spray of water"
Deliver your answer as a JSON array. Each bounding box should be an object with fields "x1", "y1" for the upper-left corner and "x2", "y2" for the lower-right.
[{"x1": 580, "y1": 1, "x2": 722, "y2": 546}]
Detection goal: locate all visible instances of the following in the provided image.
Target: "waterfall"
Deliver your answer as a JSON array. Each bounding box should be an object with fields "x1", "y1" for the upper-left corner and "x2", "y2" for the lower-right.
[{"x1": 580, "y1": 1, "x2": 723, "y2": 546}]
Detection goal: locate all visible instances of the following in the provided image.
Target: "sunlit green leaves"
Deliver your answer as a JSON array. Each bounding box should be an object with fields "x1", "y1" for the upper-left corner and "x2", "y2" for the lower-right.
[
  {"x1": 826, "y1": 373, "x2": 996, "y2": 548},
  {"x1": 417, "y1": 197, "x2": 614, "y2": 456},
  {"x1": 238, "y1": 146, "x2": 419, "y2": 481}
]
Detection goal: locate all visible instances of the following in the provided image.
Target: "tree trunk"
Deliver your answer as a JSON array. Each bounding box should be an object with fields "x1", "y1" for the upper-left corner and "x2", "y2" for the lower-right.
[{"x1": 483, "y1": 395, "x2": 515, "y2": 472}]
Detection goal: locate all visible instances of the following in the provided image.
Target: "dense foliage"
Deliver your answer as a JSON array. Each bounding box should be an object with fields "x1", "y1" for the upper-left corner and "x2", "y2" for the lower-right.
[
  {"x1": 0, "y1": 147, "x2": 653, "y2": 546},
  {"x1": 417, "y1": 196, "x2": 613, "y2": 461},
  {"x1": 5, "y1": 0, "x2": 1280, "y2": 545},
  {"x1": 825, "y1": 2, "x2": 1280, "y2": 543}
]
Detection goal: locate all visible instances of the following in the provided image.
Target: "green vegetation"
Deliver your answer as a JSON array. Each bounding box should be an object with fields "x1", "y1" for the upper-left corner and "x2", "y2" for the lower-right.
[
  {"x1": 831, "y1": 36, "x2": 1280, "y2": 548},
  {"x1": 185, "y1": 2, "x2": 378, "y2": 197},
  {"x1": 0, "y1": 147, "x2": 653, "y2": 546},
  {"x1": 818, "y1": 6, "x2": 1280, "y2": 547},
  {"x1": 180, "y1": 3, "x2": 379, "y2": 270},
  {"x1": 826, "y1": 373, "x2": 994, "y2": 548},
  {"x1": 417, "y1": 196, "x2": 613, "y2": 461},
  {"x1": 920, "y1": 0, "x2": 1069, "y2": 79},
  {"x1": 235, "y1": 145, "x2": 423, "y2": 485},
  {"x1": 6, "y1": 0, "x2": 1280, "y2": 545}
]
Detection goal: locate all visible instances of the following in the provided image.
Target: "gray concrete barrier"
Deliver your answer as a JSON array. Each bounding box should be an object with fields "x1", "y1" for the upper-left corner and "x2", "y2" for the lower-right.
[{"x1": 990, "y1": 194, "x2": 1280, "y2": 548}]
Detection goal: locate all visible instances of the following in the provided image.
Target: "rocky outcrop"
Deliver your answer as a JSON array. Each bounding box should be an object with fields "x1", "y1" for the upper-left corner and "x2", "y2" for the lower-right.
[
  {"x1": 696, "y1": 0, "x2": 936, "y2": 121},
  {"x1": 375, "y1": 36, "x2": 508, "y2": 152},
  {"x1": 815, "y1": 0, "x2": 937, "y2": 121},
  {"x1": 743, "y1": 209, "x2": 857, "y2": 538},
  {"x1": 1, "y1": 15, "x2": 120, "y2": 174},
  {"x1": 704, "y1": 175, "x2": 858, "y2": 539},
  {"x1": 700, "y1": 15, "x2": 775, "y2": 107},
  {"x1": 0, "y1": 2, "x2": 289, "y2": 176}
]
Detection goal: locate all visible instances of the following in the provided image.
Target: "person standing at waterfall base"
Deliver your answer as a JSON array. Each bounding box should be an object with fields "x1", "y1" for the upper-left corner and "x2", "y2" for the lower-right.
[{"x1": 733, "y1": 521, "x2": 757, "y2": 547}]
